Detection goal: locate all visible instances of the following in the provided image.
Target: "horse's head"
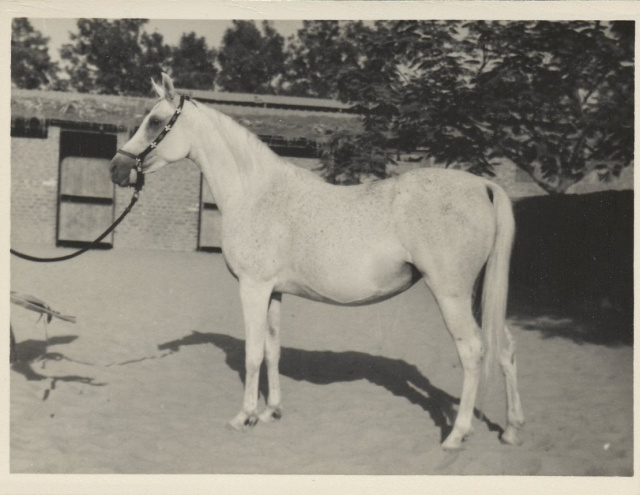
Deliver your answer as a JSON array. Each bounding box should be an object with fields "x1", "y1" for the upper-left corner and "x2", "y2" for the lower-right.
[{"x1": 109, "y1": 73, "x2": 192, "y2": 188}]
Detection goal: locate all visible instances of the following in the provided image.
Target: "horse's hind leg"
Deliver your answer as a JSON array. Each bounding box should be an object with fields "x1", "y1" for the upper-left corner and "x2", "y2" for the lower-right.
[
  {"x1": 229, "y1": 280, "x2": 273, "y2": 431},
  {"x1": 434, "y1": 292, "x2": 485, "y2": 450},
  {"x1": 499, "y1": 326, "x2": 525, "y2": 445},
  {"x1": 259, "y1": 292, "x2": 283, "y2": 423}
]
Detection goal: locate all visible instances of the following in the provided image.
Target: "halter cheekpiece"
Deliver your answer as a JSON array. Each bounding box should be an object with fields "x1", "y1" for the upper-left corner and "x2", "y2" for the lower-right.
[{"x1": 117, "y1": 94, "x2": 191, "y2": 191}]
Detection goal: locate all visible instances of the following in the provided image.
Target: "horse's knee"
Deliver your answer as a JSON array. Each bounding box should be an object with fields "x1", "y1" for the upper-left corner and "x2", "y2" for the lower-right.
[
  {"x1": 245, "y1": 352, "x2": 264, "y2": 372},
  {"x1": 265, "y1": 346, "x2": 280, "y2": 365},
  {"x1": 264, "y1": 332, "x2": 280, "y2": 365}
]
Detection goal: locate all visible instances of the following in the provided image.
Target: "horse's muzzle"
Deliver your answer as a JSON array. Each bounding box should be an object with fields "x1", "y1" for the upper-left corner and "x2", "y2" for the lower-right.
[{"x1": 109, "y1": 154, "x2": 137, "y2": 187}]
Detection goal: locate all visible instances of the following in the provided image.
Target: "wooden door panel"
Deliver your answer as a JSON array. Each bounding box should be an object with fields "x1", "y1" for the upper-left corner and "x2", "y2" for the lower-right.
[
  {"x1": 60, "y1": 157, "x2": 113, "y2": 198},
  {"x1": 57, "y1": 131, "x2": 116, "y2": 248},
  {"x1": 199, "y1": 207, "x2": 222, "y2": 249},
  {"x1": 198, "y1": 176, "x2": 221, "y2": 250},
  {"x1": 58, "y1": 202, "x2": 113, "y2": 243}
]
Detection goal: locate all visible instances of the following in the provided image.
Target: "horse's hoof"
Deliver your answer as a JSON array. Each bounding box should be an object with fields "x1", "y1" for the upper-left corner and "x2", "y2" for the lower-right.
[
  {"x1": 442, "y1": 428, "x2": 471, "y2": 451},
  {"x1": 228, "y1": 411, "x2": 258, "y2": 431},
  {"x1": 259, "y1": 406, "x2": 282, "y2": 423},
  {"x1": 500, "y1": 426, "x2": 523, "y2": 446},
  {"x1": 244, "y1": 414, "x2": 259, "y2": 428},
  {"x1": 442, "y1": 441, "x2": 465, "y2": 452}
]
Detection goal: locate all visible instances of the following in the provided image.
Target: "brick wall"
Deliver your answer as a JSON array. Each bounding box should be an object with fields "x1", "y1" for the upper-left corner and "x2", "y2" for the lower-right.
[
  {"x1": 11, "y1": 124, "x2": 632, "y2": 254},
  {"x1": 113, "y1": 156, "x2": 322, "y2": 251},
  {"x1": 11, "y1": 127, "x2": 203, "y2": 252},
  {"x1": 113, "y1": 157, "x2": 202, "y2": 251},
  {"x1": 11, "y1": 126, "x2": 60, "y2": 246}
]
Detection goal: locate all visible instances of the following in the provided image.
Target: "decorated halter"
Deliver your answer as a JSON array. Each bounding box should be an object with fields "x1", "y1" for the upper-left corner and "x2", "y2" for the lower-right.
[{"x1": 117, "y1": 94, "x2": 191, "y2": 191}]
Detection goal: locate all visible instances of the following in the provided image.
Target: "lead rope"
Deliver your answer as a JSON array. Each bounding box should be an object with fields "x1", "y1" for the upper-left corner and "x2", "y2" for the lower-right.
[
  {"x1": 11, "y1": 94, "x2": 189, "y2": 263},
  {"x1": 10, "y1": 184, "x2": 141, "y2": 263}
]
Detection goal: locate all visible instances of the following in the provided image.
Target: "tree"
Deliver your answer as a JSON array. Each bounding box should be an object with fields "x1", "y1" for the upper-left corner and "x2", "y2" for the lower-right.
[
  {"x1": 168, "y1": 32, "x2": 217, "y2": 90},
  {"x1": 11, "y1": 18, "x2": 59, "y2": 89},
  {"x1": 60, "y1": 19, "x2": 170, "y2": 95},
  {"x1": 466, "y1": 21, "x2": 634, "y2": 193},
  {"x1": 319, "y1": 129, "x2": 395, "y2": 184},
  {"x1": 314, "y1": 20, "x2": 633, "y2": 192},
  {"x1": 282, "y1": 21, "x2": 364, "y2": 98},
  {"x1": 315, "y1": 20, "x2": 460, "y2": 183},
  {"x1": 217, "y1": 20, "x2": 285, "y2": 94},
  {"x1": 140, "y1": 31, "x2": 173, "y2": 88}
]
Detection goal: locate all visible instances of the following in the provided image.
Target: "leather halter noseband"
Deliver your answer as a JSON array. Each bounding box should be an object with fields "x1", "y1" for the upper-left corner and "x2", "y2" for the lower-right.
[{"x1": 117, "y1": 94, "x2": 190, "y2": 191}]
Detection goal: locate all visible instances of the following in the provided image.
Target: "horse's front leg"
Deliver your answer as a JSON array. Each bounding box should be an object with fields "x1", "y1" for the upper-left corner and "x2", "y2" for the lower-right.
[
  {"x1": 259, "y1": 292, "x2": 283, "y2": 423},
  {"x1": 229, "y1": 279, "x2": 273, "y2": 431}
]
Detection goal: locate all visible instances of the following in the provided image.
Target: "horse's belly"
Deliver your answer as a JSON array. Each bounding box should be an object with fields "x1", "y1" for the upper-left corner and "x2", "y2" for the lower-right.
[{"x1": 276, "y1": 255, "x2": 420, "y2": 306}]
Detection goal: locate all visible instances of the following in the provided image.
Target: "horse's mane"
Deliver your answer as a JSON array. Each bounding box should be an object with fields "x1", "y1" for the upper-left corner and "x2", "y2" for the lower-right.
[{"x1": 195, "y1": 100, "x2": 288, "y2": 182}]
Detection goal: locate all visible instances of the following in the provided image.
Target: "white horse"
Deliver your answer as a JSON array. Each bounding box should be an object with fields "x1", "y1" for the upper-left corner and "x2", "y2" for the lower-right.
[{"x1": 110, "y1": 74, "x2": 524, "y2": 450}]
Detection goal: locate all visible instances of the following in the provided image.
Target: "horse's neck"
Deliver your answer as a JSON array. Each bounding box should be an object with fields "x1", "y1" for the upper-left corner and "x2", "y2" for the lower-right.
[{"x1": 188, "y1": 105, "x2": 286, "y2": 213}]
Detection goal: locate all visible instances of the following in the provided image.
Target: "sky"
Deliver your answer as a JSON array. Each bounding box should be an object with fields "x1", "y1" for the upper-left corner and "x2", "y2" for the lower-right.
[{"x1": 29, "y1": 18, "x2": 304, "y2": 62}]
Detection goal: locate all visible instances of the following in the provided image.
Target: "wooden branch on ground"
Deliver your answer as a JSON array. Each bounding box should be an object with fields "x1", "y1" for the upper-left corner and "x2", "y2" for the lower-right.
[
  {"x1": 10, "y1": 292, "x2": 76, "y2": 364},
  {"x1": 10, "y1": 292, "x2": 76, "y2": 324}
]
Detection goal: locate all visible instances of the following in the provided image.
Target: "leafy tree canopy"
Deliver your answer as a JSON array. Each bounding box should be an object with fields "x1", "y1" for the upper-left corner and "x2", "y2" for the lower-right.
[
  {"x1": 217, "y1": 20, "x2": 286, "y2": 94},
  {"x1": 282, "y1": 21, "x2": 368, "y2": 99},
  {"x1": 11, "y1": 18, "x2": 59, "y2": 90},
  {"x1": 60, "y1": 19, "x2": 170, "y2": 96},
  {"x1": 14, "y1": 18, "x2": 633, "y2": 193},
  {"x1": 168, "y1": 32, "x2": 218, "y2": 90},
  {"x1": 311, "y1": 20, "x2": 633, "y2": 193}
]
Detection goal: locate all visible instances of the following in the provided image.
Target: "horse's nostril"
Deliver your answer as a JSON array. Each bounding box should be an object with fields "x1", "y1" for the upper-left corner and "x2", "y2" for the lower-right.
[{"x1": 108, "y1": 161, "x2": 124, "y2": 185}]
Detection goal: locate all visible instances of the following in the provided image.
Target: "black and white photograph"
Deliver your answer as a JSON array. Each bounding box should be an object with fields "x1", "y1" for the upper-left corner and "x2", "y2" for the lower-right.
[{"x1": 3, "y1": 1, "x2": 637, "y2": 493}]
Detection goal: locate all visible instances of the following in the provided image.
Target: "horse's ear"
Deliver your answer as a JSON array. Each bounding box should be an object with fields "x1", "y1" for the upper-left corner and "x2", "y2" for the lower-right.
[
  {"x1": 151, "y1": 78, "x2": 164, "y2": 98},
  {"x1": 161, "y1": 72, "x2": 176, "y2": 101}
]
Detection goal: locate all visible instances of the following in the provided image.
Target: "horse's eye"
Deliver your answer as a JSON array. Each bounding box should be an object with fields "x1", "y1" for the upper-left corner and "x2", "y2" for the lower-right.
[{"x1": 149, "y1": 117, "x2": 162, "y2": 128}]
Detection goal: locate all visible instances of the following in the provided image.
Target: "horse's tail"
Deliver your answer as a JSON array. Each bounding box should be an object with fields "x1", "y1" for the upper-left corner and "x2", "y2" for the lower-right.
[{"x1": 479, "y1": 182, "x2": 515, "y2": 403}]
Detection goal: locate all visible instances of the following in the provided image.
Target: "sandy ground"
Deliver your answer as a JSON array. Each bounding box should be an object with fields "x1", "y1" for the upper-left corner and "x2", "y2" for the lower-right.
[{"x1": 9, "y1": 248, "x2": 633, "y2": 476}]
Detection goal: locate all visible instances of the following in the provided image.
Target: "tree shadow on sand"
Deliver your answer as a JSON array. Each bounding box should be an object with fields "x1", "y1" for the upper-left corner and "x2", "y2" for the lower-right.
[
  {"x1": 508, "y1": 287, "x2": 633, "y2": 347},
  {"x1": 11, "y1": 335, "x2": 106, "y2": 399},
  {"x1": 158, "y1": 331, "x2": 503, "y2": 442},
  {"x1": 509, "y1": 192, "x2": 633, "y2": 347}
]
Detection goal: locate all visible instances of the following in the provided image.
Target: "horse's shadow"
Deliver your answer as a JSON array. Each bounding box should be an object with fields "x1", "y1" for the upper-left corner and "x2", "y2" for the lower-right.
[
  {"x1": 11, "y1": 335, "x2": 106, "y2": 398},
  {"x1": 158, "y1": 331, "x2": 503, "y2": 442}
]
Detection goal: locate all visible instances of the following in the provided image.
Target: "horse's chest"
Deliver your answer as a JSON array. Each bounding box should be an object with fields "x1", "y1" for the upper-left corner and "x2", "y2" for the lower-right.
[{"x1": 220, "y1": 211, "x2": 286, "y2": 279}]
